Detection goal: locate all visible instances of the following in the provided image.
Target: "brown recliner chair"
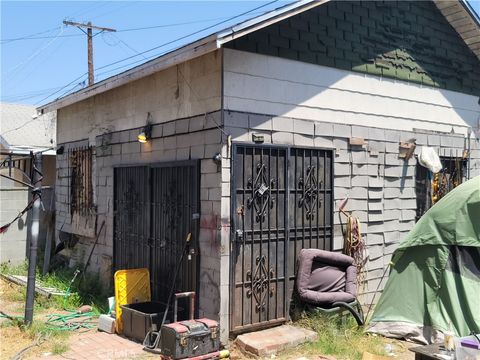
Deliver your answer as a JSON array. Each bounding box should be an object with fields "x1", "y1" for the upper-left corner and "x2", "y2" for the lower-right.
[{"x1": 296, "y1": 248, "x2": 364, "y2": 326}]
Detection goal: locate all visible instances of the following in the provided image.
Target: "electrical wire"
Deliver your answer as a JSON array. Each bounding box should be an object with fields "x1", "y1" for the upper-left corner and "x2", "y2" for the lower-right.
[
  {"x1": 5, "y1": 36, "x2": 71, "y2": 96},
  {"x1": 4, "y1": 27, "x2": 65, "y2": 83},
  {"x1": 1, "y1": 87, "x2": 65, "y2": 102},
  {"x1": 33, "y1": 1, "x2": 280, "y2": 106},
  {"x1": 177, "y1": 67, "x2": 229, "y2": 137},
  {"x1": 95, "y1": 0, "x2": 280, "y2": 72},
  {"x1": 0, "y1": 157, "x2": 43, "y2": 234},
  {"x1": 0, "y1": 26, "x2": 61, "y2": 44},
  {"x1": 34, "y1": 72, "x2": 88, "y2": 106},
  {"x1": 102, "y1": 32, "x2": 148, "y2": 61},
  {"x1": 89, "y1": 1, "x2": 138, "y2": 22},
  {"x1": 0, "y1": 10, "x2": 276, "y2": 43}
]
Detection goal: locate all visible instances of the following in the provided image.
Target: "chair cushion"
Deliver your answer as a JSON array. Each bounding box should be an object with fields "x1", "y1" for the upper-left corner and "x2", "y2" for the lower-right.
[
  {"x1": 308, "y1": 263, "x2": 346, "y2": 293},
  {"x1": 296, "y1": 248, "x2": 357, "y2": 306}
]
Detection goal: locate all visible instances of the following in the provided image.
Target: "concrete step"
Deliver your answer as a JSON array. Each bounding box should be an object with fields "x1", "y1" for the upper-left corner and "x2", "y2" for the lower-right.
[{"x1": 235, "y1": 324, "x2": 318, "y2": 357}]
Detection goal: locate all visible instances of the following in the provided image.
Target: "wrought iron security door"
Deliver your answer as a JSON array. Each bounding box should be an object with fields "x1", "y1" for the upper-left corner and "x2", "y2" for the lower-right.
[
  {"x1": 231, "y1": 145, "x2": 333, "y2": 333},
  {"x1": 114, "y1": 161, "x2": 199, "y2": 308}
]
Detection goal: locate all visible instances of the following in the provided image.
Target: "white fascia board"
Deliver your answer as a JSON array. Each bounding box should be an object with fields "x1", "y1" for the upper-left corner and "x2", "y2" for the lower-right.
[
  {"x1": 37, "y1": 35, "x2": 220, "y2": 114},
  {"x1": 216, "y1": 0, "x2": 327, "y2": 45},
  {"x1": 5, "y1": 145, "x2": 55, "y2": 155},
  {"x1": 37, "y1": 0, "x2": 329, "y2": 114}
]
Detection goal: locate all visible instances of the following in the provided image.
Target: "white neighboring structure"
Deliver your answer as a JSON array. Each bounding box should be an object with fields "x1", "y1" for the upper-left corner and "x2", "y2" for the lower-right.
[{"x1": 0, "y1": 102, "x2": 56, "y2": 264}]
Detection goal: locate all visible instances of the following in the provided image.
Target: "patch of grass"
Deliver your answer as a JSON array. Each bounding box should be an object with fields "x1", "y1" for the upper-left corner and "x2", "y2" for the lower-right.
[
  {"x1": 50, "y1": 339, "x2": 70, "y2": 354},
  {"x1": 284, "y1": 311, "x2": 386, "y2": 360},
  {"x1": 0, "y1": 261, "x2": 28, "y2": 276},
  {"x1": 0, "y1": 261, "x2": 108, "y2": 313}
]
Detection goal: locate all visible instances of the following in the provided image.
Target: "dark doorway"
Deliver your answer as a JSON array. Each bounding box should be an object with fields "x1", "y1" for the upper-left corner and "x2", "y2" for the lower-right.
[
  {"x1": 113, "y1": 161, "x2": 200, "y2": 312},
  {"x1": 230, "y1": 145, "x2": 333, "y2": 333}
]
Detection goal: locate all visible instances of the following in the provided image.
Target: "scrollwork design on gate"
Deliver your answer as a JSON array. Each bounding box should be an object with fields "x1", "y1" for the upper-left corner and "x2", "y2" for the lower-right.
[
  {"x1": 163, "y1": 180, "x2": 181, "y2": 231},
  {"x1": 246, "y1": 163, "x2": 276, "y2": 222},
  {"x1": 246, "y1": 255, "x2": 274, "y2": 312},
  {"x1": 298, "y1": 165, "x2": 322, "y2": 220}
]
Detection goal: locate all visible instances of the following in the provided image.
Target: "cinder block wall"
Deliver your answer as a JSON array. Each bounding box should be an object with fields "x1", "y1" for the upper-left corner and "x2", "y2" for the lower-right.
[
  {"x1": 223, "y1": 110, "x2": 480, "y2": 308},
  {"x1": 0, "y1": 188, "x2": 29, "y2": 264},
  {"x1": 55, "y1": 112, "x2": 226, "y2": 322}
]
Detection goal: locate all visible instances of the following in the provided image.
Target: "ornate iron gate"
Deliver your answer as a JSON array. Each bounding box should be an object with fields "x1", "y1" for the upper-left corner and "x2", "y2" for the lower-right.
[
  {"x1": 114, "y1": 161, "x2": 199, "y2": 306},
  {"x1": 231, "y1": 145, "x2": 333, "y2": 333}
]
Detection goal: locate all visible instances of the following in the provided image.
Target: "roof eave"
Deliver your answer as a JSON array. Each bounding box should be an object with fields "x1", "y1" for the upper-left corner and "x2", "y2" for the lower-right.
[
  {"x1": 37, "y1": 0, "x2": 325, "y2": 114},
  {"x1": 216, "y1": 0, "x2": 325, "y2": 44},
  {"x1": 37, "y1": 33, "x2": 220, "y2": 114}
]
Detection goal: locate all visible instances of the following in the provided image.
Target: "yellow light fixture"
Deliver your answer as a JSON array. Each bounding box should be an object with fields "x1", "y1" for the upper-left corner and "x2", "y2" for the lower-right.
[
  {"x1": 137, "y1": 132, "x2": 148, "y2": 143},
  {"x1": 137, "y1": 119, "x2": 152, "y2": 143}
]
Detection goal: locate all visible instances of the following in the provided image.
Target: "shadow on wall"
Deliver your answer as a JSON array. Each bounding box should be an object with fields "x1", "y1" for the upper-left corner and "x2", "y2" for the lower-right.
[
  {"x1": 227, "y1": 1, "x2": 480, "y2": 95},
  {"x1": 224, "y1": 0, "x2": 480, "y2": 134}
]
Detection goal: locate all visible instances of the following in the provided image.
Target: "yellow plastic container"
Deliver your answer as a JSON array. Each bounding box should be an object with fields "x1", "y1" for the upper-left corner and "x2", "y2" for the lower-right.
[{"x1": 114, "y1": 268, "x2": 151, "y2": 333}]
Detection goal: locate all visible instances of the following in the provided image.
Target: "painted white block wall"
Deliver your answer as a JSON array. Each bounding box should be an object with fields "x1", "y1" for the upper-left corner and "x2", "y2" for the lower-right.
[
  {"x1": 57, "y1": 51, "x2": 222, "y2": 144},
  {"x1": 223, "y1": 49, "x2": 480, "y2": 136}
]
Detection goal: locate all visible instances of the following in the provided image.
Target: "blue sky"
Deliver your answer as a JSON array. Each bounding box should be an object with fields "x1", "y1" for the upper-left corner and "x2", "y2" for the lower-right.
[{"x1": 1, "y1": 1, "x2": 479, "y2": 107}]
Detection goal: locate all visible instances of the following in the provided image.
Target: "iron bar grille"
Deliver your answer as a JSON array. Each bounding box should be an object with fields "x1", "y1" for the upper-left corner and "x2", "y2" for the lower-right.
[
  {"x1": 113, "y1": 161, "x2": 200, "y2": 316},
  {"x1": 415, "y1": 155, "x2": 467, "y2": 221},
  {"x1": 231, "y1": 144, "x2": 333, "y2": 333},
  {"x1": 0, "y1": 153, "x2": 33, "y2": 182},
  {"x1": 69, "y1": 146, "x2": 93, "y2": 215}
]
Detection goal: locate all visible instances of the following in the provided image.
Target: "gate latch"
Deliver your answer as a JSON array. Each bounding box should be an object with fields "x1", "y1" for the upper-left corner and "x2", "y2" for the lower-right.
[{"x1": 235, "y1": 229, "x2": 243, "y2": 242}]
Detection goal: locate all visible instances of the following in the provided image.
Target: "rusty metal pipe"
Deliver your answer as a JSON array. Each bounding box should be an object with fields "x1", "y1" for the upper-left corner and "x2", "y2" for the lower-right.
[{"x1": 174, "y1": 291, "x2": 195, "y2": 321}]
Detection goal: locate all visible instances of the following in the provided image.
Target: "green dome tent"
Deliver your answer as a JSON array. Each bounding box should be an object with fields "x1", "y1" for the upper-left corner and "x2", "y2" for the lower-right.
[{"x1": 368, "y1": 176, "x2": 480, "y2": 344}]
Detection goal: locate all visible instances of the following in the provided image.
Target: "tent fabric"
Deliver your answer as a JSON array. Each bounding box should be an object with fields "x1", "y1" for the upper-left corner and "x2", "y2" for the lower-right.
[{"x1": 368, "y1": 176, "x2": 480, "y2": 344}]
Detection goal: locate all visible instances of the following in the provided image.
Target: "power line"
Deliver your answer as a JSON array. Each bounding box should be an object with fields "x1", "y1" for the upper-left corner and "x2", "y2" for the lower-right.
[
  {"x1": 0, "y1": 10, "x2": 274, "y2": 43},
  {"x1": 4, "y1": 27, "x2": 65, "y2": 84},
  {"x1": 0, "y1": 26, "x2": 61, "y2": 43},
  {"x1": 1, "y1": 87, "x2": 65, "y2": 102},
  {"x1": 6, "y1": 37, "x2": 70, "y2": 95},
  {"x1": 95, "y1": 0, "x2": 279, "y2": 72},
  {"x1": 34, "y1": 72, "x2": 88, "y2": 106},
  {"x1": 33, "y1": 1, "x2": 280, "y2": 106},
  {"x1": 63, "y1": 21, "x2": 116, "y2": 86},
  {"x1": 89, "y1": 2, "x2": 138, "y2": 22},
  {"x1": 109, "y1": 33, "x2": 148, "y2": 60}
]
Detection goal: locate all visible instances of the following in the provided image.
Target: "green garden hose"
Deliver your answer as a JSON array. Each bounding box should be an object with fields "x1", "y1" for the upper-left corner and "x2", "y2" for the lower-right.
[{"x1": 44, "y1": 269, "x2": 98, "y2": 332}]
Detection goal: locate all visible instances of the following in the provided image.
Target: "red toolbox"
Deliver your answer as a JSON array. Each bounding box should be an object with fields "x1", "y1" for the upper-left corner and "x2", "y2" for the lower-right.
[{"x1": 159, "y1": 292, "x2": 220, "y2": 359}]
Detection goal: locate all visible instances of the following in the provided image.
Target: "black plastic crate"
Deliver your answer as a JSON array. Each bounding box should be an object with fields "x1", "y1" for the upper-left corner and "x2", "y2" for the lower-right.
[{"x1": 121, "y1": 301, "x2": 177, "y2": 342}]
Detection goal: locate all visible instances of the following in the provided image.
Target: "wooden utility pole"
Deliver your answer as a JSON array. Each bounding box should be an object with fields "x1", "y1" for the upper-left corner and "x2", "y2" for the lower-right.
[{"x1": 63, "y1": 21, "x2": 116, "y2": 86}]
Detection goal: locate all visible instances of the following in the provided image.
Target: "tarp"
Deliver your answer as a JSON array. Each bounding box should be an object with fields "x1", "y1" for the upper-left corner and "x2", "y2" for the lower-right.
[{"x1": 368, "y1": 176, "x2": 480, "y2": 344}]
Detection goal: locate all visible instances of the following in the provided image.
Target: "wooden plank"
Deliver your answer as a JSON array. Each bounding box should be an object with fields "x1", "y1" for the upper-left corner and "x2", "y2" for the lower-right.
[
  {"x1": 442, "y1": 5, "x2": 464, "y2": 16},
  {"x1": 434, "y1": 1, "x2": 457, "y2": 11},
  {"x1": 450, "y1": 18, "x2": 474, "y2": 28},
  {"x1": 445, "y1": 11, "x2": 468, "y2": 22},
  {"x1": 0, "y1": 274, "x2": 68, "y2": 297}
]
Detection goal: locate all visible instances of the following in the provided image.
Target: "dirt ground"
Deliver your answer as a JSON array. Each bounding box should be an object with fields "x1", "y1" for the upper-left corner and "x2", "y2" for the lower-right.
[
  {"x1": 0, "y1": 278, "x2": 72, "y2": 359},
  {"x1": 0, "y1": 277, "x2": 416, "y2": 360}
]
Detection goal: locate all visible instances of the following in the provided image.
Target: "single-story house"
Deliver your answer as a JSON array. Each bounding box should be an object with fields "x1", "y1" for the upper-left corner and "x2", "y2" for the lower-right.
[
  {"x1": 37, "y1": 0, "x2": 480, "y2": 342},
  {"x1": 0, "y1": 102, "x2": 56, "y2": 264}
]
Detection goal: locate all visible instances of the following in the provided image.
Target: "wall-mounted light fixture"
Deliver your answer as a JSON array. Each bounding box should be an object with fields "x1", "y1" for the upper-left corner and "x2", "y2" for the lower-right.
[
  {"x1": 138, "y1": 113, "x2": 153, "y2": 143},
  {"x1": 252, "y1": 133, "x2": 264, "y2": 143},
  {"x1": 212, "y1": 153, "x2": 222, "y2": 165},
  {"x1": 137, "y1": 131, "x2": 149, "y2": 143}
]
